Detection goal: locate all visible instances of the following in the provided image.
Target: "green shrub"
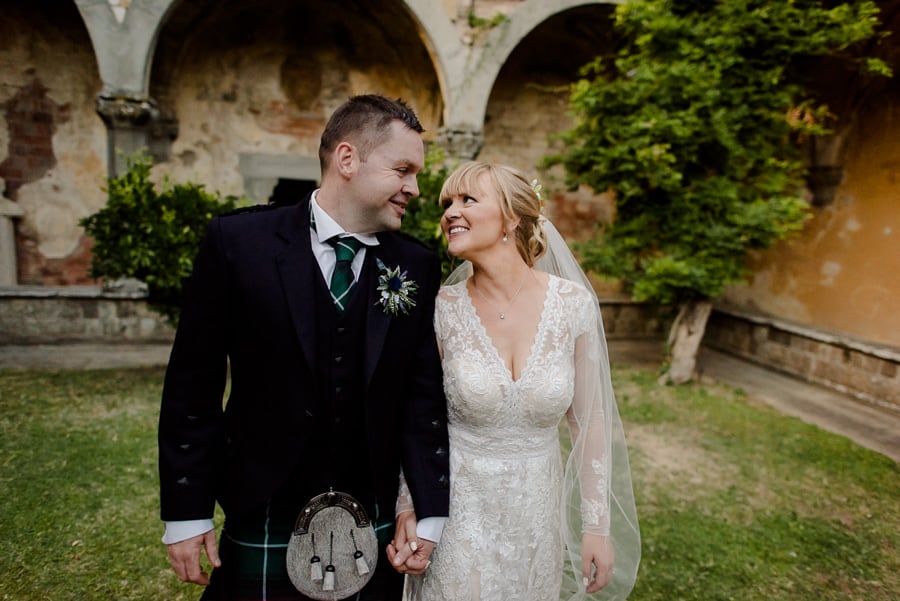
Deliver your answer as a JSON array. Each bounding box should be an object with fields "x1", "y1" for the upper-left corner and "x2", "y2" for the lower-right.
[{"x1": 79, "y1": 152, "x2": 240, "y2": 324}]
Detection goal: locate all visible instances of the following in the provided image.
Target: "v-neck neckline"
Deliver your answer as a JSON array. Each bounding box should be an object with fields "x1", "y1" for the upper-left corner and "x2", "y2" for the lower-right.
[{"x1": 461, "y1": 276, "x2": 554, "y2": 384}]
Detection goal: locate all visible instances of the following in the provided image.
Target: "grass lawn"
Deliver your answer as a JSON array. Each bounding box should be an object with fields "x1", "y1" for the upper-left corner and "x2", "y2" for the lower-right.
[{"x1": 0, "y1": 365, "x2": 897, "y2": 600}]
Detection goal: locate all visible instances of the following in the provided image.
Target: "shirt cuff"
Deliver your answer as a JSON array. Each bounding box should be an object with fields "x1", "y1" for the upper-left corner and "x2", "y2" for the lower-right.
[
  {"x1": 162, "y1": 519, "x2": 215, "y2": 545},
  {"x1": 416, "y1": 516, "x2": 446, "y2": 543}
]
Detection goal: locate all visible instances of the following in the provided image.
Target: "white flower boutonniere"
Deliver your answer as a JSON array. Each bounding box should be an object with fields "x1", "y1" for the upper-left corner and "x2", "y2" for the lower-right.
[{"x1": 375, "y1": 258, "x2": 418, "y2": 316}]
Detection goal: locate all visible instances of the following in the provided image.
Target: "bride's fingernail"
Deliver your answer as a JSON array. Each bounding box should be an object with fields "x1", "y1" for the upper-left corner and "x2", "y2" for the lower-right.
[
  {"x1": 410, "y1": 540, "x2": 419, "y2": 552},
  {"x1": 583, "y1": 577, "x2": 589, "y2": 588}
]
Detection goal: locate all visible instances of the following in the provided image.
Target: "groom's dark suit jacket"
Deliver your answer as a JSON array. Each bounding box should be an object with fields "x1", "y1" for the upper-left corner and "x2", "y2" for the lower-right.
[{"x1": 159, "y1": 195, "x2": 450, "y2": 525}]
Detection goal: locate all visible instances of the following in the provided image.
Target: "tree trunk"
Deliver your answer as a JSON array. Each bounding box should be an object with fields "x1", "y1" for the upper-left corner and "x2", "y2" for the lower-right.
[{"x1": 660, "y1": 299, "x2": 713, "y2": 385}]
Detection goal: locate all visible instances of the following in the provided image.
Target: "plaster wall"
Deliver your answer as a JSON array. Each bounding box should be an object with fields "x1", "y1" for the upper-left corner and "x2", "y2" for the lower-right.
[
  {"x1": 0, "y1": 3, "x2": 106, "y2": 285},
  {"x1": 149, "y1": 0, "x2": 442, "y2": 200},
  {"x1": 722, "y1": 90, "x2": 900, "y2": 348}
]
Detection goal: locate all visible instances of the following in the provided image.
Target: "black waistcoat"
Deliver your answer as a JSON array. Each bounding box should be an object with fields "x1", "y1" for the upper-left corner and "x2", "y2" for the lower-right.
[{"x1": 280, "y1": 261, "x2": 375, "y2": 511}]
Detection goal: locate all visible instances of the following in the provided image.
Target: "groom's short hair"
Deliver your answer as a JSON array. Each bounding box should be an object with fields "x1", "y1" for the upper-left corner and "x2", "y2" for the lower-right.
[{"x1": 318, "y1": 94, "x2": 424, "y2": 171}]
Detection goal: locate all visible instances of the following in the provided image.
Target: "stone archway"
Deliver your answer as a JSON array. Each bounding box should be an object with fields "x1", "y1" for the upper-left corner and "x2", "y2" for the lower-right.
[{"x1": 147, "y1": 0, "x2": 444, "y2": 201}]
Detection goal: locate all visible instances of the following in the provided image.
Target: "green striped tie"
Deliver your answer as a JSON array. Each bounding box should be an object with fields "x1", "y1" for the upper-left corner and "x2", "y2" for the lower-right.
[{"x1": 328, "y1": 236, "x2": 364, "y2": 311}]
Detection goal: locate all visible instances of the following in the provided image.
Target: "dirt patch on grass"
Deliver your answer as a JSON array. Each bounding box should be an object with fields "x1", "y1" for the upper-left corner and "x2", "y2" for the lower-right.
[{"x1": 626, "y1": 424, "x2": 736, "y2": 502}]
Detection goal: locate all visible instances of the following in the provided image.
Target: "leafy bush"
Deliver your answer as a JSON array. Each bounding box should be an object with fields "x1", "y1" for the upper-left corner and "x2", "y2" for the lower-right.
[{"x1": 80, "y1": 152, "x2": 240, "y2": 324}]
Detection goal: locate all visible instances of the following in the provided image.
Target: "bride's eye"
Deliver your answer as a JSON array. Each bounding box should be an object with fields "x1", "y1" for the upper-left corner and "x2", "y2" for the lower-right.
[
  {"x1": 440, "y1": 198, "x2": 452, "y2": 210},
  {"x1": 463, "y1": 195, "x2": 478, "y2": 205}
]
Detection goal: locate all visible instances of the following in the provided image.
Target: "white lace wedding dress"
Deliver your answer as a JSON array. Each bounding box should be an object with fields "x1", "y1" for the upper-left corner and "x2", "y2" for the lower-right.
[{"x1": 406, "y1": 274, "x2": 610, "y2": 601}]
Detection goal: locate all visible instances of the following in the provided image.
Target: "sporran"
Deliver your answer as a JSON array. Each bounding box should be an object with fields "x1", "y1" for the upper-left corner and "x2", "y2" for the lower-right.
[{"x1": 286, "y1": 491, "x2": 378, "y2": 600}]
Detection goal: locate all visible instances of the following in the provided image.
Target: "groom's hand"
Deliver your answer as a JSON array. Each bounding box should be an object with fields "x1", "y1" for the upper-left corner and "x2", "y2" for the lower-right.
[
  {"x1": 387, "y1": 511, "x2": 434, "y2": 575},
  {"x1": 167, "y1": 529, "x2": 221, "y2": 585}
]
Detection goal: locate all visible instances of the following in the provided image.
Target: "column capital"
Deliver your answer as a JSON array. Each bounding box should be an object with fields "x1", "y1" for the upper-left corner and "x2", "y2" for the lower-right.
[
  {"x1": 436, "y1": 127, "x2": 484, "y2": 161},
  {"x1": 95, "y1": 95, "x2": 158, "y2": 129}
]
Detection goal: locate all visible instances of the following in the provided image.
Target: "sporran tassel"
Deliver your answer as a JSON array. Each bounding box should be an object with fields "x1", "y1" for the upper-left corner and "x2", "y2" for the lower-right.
[
  {"x1": 350, "y1": 529, "x2": 370, "y2": 575},
  {"x1": 309, "y1": 533, "x2": 323, "y2": 581},
  {"x1": 322, "y1": 531, "x2": 335, "y2": 591}
]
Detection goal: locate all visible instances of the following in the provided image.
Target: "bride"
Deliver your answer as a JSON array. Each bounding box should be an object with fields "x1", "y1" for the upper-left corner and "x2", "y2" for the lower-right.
[{"x1": 390, "y1": 162, "x2": 640, "y2": 600}]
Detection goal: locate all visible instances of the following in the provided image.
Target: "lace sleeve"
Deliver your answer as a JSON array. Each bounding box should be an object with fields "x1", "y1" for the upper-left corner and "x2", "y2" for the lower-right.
[
  {"x1": 395, "y1": 468, "x2": 415, "y2": 516},
  {"x1": 565, "y1": 295, "x2": 611, "y2": 536}
]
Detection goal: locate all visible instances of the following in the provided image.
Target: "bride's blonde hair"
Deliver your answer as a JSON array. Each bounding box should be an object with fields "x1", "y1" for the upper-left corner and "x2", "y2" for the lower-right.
[{"x1": 439, "y1": 161, "x2": 548, "y2": 267}]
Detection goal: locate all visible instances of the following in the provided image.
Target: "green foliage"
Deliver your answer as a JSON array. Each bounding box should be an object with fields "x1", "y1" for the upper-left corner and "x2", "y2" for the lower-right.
[
  {"x1": 550, "y1": 0, "x2": 891, "y2": 304},
  {"x1": 467, "y1": 11, "x2": 508, "y2": 30},
  {"x1": 401, "y1": 146, "x2": 459, "y2": 278},
  {"x1": 80, "y1": 152, "x2": 240, "y2": 324}
]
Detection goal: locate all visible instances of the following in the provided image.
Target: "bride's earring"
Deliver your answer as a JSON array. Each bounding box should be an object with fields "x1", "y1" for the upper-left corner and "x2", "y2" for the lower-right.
[{"x1": 502, "y1": 232, "x2": 509, "y2": 242}]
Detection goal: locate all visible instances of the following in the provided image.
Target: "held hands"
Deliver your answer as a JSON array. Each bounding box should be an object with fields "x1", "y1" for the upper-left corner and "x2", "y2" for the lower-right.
[
  {"x1": 167, "y1": 529, "x2": 221, "y2": 585},
  {"x1": 387, "y1": 510, "x2": 434, "y2": 576},
  {"x1": 582, "y1": 533, "x2": 614, "y2": 594}
]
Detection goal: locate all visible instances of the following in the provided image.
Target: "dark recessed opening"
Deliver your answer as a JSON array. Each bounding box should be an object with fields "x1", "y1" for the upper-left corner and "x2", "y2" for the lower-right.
[{"x1": 269, "y1": 178, "x2": 317, "y2": 206}]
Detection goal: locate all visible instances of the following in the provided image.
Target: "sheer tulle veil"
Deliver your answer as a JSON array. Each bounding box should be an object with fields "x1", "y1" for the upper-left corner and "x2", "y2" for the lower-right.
[{"x1": 444, "y1": 218, "x2": 641, "y2": 600}]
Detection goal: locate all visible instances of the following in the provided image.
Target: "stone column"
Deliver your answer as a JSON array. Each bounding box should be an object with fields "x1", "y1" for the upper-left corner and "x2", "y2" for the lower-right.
[
  {"x1": 0, "y1": 181, "x2": 23, "y2": 286},
  {"x1": 95, "y1": 95, "x2": 159, "y2": 177},
  {"x1": 436, "y1": 126, "x2": 484, "y2": 161}
]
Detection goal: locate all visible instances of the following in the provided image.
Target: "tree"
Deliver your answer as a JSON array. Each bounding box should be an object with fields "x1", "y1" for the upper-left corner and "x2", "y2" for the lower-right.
[
  {"x1": 80, "y1": 152, "x2": 240, "y2": 324},
  {"x1": 551, "y1": 0, "x2": 891, "y2": 383}
]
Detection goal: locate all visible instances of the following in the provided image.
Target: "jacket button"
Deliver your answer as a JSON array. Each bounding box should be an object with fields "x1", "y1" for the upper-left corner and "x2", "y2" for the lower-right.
[
  {"x1": 334, "y1": 355, "x2": 343, "y2": 364},
  {"x1": 431, "y1": 419, "x2": 441, "y2": 429},
  {"x1": 179, "y1": 443, "x2": 191, "y2": 451},
  {"x1": 437, "y1": 475, "x2": 448, "y2": 487},
  {"x1": 435, "y1": 447, "x2": 446, "y2": 456},
  {"x1": 176, "y1": 476, "x2": 190, "y2": 487}
]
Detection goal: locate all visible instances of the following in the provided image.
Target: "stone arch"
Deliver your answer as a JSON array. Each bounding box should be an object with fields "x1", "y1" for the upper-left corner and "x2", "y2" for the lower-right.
[
  {"x1": 444, "y1": 0, "x2": 623, "y2": 133},
  {"x1": 147, "y1": 0, "x2": 443, "y2": 201},
  {"x1": 479, "y1": 2, "x2": 620, "y2": 243},
  {"x1": 402, "y1": 0, "x2": 467, "y2": 127},
  {"x1": 75, "y1": 0, "x2": 178, "y2": 97}
]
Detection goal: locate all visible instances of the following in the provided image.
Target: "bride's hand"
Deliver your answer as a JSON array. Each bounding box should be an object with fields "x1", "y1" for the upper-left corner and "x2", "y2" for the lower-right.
[
  {"x1": 582, "y1": 533, "x2": 614, "y2": 593},
  {"x1": 387, "y1": 510, "x2": 419, "y2": 572}
]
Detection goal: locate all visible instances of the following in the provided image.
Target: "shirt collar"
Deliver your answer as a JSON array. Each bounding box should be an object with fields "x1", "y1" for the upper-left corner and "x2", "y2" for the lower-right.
[{"x1": 310, "y1": 190, "x2": 380, "y2": 247}]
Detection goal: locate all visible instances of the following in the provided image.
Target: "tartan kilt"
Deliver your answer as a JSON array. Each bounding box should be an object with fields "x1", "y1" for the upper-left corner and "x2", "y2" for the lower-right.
[{"x1": 200, "y1": 500, "x2": 402, "y2": 601}]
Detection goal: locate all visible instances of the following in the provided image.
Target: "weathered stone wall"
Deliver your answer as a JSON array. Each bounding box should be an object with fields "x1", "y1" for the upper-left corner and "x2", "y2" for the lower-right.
[
  {"x1": 0, "y1": 285, "x2": 660, "y2": 346},
  {"x1": 705, "y1": 307, "x2": 900, "y2": 414},
  {"x1": 149, "y1": 0, "x2": 443, "y2": 200},
  {"x1": 0, "y1": 2, "x2": 106, "y2": 285},
  {"x1": 0, "y1": 285, "x2": 174, "y2": 344}
]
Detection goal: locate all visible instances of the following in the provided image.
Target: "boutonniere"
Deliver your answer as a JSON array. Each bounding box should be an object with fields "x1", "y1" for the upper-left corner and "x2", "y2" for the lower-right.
[{"x1": 375, "y1": 258, "x2": 418, "y2": 316}]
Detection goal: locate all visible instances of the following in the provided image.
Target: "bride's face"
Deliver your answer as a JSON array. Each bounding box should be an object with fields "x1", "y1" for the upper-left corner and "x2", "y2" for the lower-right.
[{"x1": 440, "y1": 174, "x2": 511, "y2": 259}]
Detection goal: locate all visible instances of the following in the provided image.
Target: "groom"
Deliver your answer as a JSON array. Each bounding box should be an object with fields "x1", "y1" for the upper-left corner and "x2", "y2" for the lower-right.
[{"x1": 159, "y1": 95, "x2": 450, "y2": 600}]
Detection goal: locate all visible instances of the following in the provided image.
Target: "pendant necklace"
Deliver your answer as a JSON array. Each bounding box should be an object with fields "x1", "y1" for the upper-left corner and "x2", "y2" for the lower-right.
[{"x1": 473, "y1": 270, "x2": 529, "y2": 320}]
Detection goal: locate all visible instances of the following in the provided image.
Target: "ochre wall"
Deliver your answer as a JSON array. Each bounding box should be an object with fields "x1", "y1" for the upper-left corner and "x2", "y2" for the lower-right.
[
  {"x1": 0, "y1": 3, "x2": 106, "y2": 285},
  {"x1": 722, "y1": 89, "x2": 900, "y2": 347}
]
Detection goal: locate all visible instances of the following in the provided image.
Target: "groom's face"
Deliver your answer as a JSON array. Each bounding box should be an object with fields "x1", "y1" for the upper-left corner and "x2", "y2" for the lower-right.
[{"x1": 351, "y1": 120, "x2": 424, "y2": 233}]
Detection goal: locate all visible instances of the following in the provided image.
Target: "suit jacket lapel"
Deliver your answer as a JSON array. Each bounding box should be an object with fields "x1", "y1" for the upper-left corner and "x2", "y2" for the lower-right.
[
  {"x1": 276, "y1": 197, "x2": 320, "y2": 373},
  {"x1": 363, "y1": 235, "x2": 397, "y2": 388}
]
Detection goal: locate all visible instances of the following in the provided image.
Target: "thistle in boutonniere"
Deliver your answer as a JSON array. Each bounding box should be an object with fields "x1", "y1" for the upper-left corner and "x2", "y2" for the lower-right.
[{"x1": 375, "y1": 258, "x2": 418, "y2": 315}]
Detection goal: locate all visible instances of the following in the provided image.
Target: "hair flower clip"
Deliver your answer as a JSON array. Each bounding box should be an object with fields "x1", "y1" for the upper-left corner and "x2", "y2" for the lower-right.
[
  {"x1": 375, "y1": 258, "x2": 418, "y2": 316},
  {"x1": 530, "y1": 178, "x2": 543, "y2": 202}
]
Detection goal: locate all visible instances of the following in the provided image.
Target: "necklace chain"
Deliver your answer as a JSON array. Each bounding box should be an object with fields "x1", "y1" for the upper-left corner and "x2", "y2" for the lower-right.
[{"x1": 473, "y1": 271, "x2": 529, "y2": 320}]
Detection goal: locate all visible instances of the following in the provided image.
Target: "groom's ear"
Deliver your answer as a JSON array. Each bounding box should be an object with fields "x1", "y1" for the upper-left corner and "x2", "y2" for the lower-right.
[{"x1": 334, "y1": 141, "x2": 357, "y2": 179}]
